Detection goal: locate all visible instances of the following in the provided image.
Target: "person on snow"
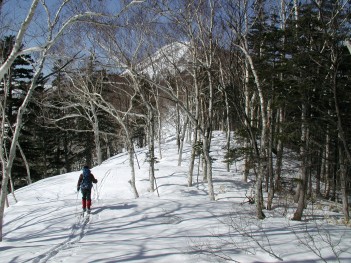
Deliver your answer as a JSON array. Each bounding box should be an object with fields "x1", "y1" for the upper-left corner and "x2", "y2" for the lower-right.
[{"x1": 77, "y1": 165, "x2": 98, "y2": 214}]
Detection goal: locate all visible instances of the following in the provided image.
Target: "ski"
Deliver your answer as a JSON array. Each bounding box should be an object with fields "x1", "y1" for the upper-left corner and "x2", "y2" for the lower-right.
[
  {"x1": 78, "y1": 209, "x2": 91, "y2": 216},
  {"x1": 83, "y1": 210, "x2": 91, "y2": 219},
  {"x1": 83, "y1": 213, "x2": 90, "y2": 224}
]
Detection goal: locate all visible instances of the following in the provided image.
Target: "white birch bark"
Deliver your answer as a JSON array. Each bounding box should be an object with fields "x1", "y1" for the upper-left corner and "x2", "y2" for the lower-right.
[
  {"x1": 274, "y1": 0, "x2": 288, "y2": 192},
  {"x1": 339, "y1": 142, "x2": 349, "y2": 222},
  {"x1": 0, "y1": 0, "x2": 145, "y2": 241},
  {"x1": 178, "y1": 117, "x2": 188, "y2": 167},
  {"x1": 193, "y1": 0, "x2": 216, "y2": 200},
  {"x1": 187, "y1": 43, "x2": 200, "y2": 187},
  {"x1": 274, "y1": 108, "x2": 284, "y2": 191},
  {"x1": 155, "y1": 88, "x2": 163, "y2": 160},
  {"x1": 147, "y1": 108, "x2": 156, "y2": 193},
  {"x1": 239, "y1": 45, "x2": 267, "y2": 218},
  {"x1": 0, "y1": 0, "x2": 39, "y2": 81},
  {"x1": 90, "y1": 91, "x2": 141, "y2": 198},
  {"x1": 17, "y1": 142, "x2": 32, "y2": 185},
  {"x1": 225, "y1": 0, "x2": 267, "y2": 218},
  {"x1": 91, "y1": 102, "x2": 103, "y2": 165},
  {"x1": 292, "y1": 103, "x2": 308, "y2": 221},
  {"x1": 345, "y1": 40, "x2": 351, "y2": 55},
  {"x1": 219, "y1": 61, "x2": 231, "y2": 172},
  {"x1": 0, "y1": 51, "x2": 47, "y2": 240},
  {"x1": 62, "y1": 72, "x2": 109, "y2": 166},
  {"x1": 243, "y1": 62, "x2": 251, "y2": 182}
]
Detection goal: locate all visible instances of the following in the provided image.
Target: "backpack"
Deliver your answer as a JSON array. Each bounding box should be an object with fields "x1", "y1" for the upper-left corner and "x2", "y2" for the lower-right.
[{"x1": 80, "y1": 167, "x2": 92, "y2": 189}]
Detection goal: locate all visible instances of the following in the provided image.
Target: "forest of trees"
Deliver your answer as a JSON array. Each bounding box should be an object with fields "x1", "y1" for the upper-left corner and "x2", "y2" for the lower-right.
[{"x1": 0, "y1": 0, "x2": 350, "y2": 240}]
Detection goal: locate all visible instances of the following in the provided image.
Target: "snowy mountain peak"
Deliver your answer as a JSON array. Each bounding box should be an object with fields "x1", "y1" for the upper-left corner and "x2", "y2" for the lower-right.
[{"x1": 124, "y1": 41, "x2": 191, "y2": 79}]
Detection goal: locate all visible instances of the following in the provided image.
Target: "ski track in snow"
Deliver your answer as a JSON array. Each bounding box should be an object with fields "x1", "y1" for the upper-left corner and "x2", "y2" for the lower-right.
[
  {"x1": 3, "y1": 131, "x2": 351, "y2": 262},
  {"x1": 32, "y1": 213, "x2": 92, "y2": 263},
  {"x1": 31, "y1": 159, "x2": 123, "y2": 262}
]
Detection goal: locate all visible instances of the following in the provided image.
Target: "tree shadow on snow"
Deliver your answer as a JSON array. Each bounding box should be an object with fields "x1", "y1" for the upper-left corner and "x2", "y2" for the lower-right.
[{"x1": 92, "y1": 204, "x2": 138, "y2": 215}]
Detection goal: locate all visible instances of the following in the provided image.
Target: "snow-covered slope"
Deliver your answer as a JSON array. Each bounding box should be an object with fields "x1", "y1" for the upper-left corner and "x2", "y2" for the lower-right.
[
  {"x1": 2, "y1": 132, "x2": 351, "y2": 262},
  {"x1": 123, "y1": 41, "x2": 190, "y2": 79}
]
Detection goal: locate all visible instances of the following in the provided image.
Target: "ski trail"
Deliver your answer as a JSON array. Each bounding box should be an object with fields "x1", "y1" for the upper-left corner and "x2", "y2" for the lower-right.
[
  {"x1": 32, "y1": 214, "x2": 92, "y2": 263},
  {"x1": 96, "y1": 168, "x2": 111, "y2": 198}
]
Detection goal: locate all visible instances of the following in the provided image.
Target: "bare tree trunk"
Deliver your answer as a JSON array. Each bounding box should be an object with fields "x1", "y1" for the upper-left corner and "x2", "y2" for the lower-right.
[
  {"x1": 315, "y1": 149, "x2": 322, "y2": 197},
  {"x1": 338, "y1": 140, "x2": 349, "y2": 222},
  {"x1": 320, "y1": 148, "x2": 326, "y2": 194},
  {"x1": 63, "y1": 131, "x2": 71, "y2": 173},
  {"x1": 332, "y1": 48, "x2": 351, "y2": 164},
  {"x1": 2, "y1": 141, "x2": 32, "y2": 204},
  {"x1": 0, "y1": 53, "x2": 46, "y2": 241},
  {"x1": 178, "y1": 117, "x2": 188, "y2": 166},
  {"x1": 256, "y1": 163, "x2": 266, "y2": 219},
  {"x1": 0, "y1": 0, "x2": 39, "y2": 80},
  {"x1": 224, "y1": 92, "x2": 231, "y2": 173},
  {"x1": 274, "y1": 108, "x2": 284, "y2": 192},
  {"x1": 188, "y1": 128, "x2": 198, "y2": 187},
  {"x1": 293, "y1": 0, "x2": 299, "y2": 21},
  {"x1": 219, "y1": 61, "x2": 231, "y2": 172},
  {"x1": 202, "y1": 155, "x2": 207, "y2": 182},
  {"x1": 187, "y1": 50, "x2": 200, "y2": 187},
  {"x1": 243, "y1": 63, "x2": 251, "y2": 182},
  {"x1": 176, "y1": 113, "x2": 181, "y2": 151},
  {"x1": 243, "y1": 51, "x2": 267, "y2": 219},
  {"x1": 128, "y1": 138, "x2": 139, "y2": 199},
  {"x1": 91, "y1": 102, "x2": 102, "y2": 165},
  {"x1": 324, "y1": 131, "x2": 331, "y2": 199},
  {"x1": 0, "y1": 0, "x2": 145, "y2": 240},
  {"x1": 223, "y1": 8, "x2": 268, "y2": 214},
  {"x1": 17, "y1": 142, "x2": 32, "y2": 185},
  {"x1": 0, "y1": 1, "x2": 40, "y2": 226},
  {"x1": 104, "y1": 134, "x2": 111, "y2": 159},
  {"x1": 292, "y1": 103, "x2": 308, "y2": 221},
  {"x1": 176, "y1": 82, "x2": 181, "y2": 152},
  {"x1": 203, "y1": 136, "x2": 215, "y2": 201},
  {"x1": 345, "y1": 40, "x2": 351, "y2": 56},
  {"x1": 332, "y1": 150, "x2": 337, "y2": 202},
  {"x1": 155, "y1": 88, "x2": 163, "y2": 160},
  {"x1": 94, "y1": 94, "x2": 140, "y2": 198},
  {"x1": 307, "y1": 151, "x2": 312, "y2": 199},
  {"x1": 8, "y1": 173, "x2": 17, "y2": 203},
  {"x1": 148, "y1": 110, "x2": 156, "y2": 192},
  {"x1": 267, "y1": 100, "x2": 274, "y2": 210},
  {"x1": 274, "y1": 0, "x2": 287, "y2": 193}
]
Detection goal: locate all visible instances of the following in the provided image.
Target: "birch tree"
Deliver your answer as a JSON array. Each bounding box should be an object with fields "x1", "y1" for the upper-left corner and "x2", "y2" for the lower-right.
[
  {"x1": 59, "y1": 61, "x2": 107, "y2": 166},
  {"x1": 328, "y1": 1, "x2": 351, "y2": 221},
  {"x1": 87, "y1": 82, "x2": 142, "y2": 199},
  {"x1": 222, "y1": 0, "x2": 267, "y2": 219},
  {"x1": 147, "y1": 0, "x2": 220, "y2": 199},
  {"x1": 0, "y1": 0, "x2": 144, "y2": 242},
  {"x1": 153, "y1": 1, "x2": 202, "y2": 188}
]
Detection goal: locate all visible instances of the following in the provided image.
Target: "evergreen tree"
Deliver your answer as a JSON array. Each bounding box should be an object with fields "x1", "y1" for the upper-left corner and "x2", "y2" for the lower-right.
[{"x1": 0, "y1": 35, "x2": 40, "y2": 188}]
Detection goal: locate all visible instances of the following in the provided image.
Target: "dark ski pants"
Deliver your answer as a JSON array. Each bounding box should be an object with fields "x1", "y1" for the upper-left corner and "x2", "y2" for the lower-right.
[{"x1": 81, "y1": 188, "x2": 92, "y2": 209}]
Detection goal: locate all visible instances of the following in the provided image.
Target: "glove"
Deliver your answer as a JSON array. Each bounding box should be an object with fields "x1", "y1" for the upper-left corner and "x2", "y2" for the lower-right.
[{"x1": 77, "y1": 187, "x2": 80, "y2": 192}]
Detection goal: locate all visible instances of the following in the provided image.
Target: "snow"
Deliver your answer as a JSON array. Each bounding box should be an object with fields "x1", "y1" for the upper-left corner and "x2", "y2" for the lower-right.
[
  {"x1": 124, "y1": 42, "x2": 190, "y2": 79},
  {"x1": 2, "y1": 131, "x2": 351, "y2": 262}
]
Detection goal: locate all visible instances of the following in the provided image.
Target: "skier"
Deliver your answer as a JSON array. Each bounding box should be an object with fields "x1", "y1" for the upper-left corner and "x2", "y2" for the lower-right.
[{"x1": 77, "y1": 165, "x2": 98, "y2": 214}]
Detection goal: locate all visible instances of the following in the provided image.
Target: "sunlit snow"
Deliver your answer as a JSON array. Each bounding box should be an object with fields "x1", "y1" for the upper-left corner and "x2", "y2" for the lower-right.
[{"x1": 2, "y1": 131, "x2": 351, "y2": 262}]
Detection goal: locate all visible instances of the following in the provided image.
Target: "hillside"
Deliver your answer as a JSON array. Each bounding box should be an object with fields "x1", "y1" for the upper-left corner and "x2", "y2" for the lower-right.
[{"x1": 1, "y1": 131, "x2": 351, "y2": 262}]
